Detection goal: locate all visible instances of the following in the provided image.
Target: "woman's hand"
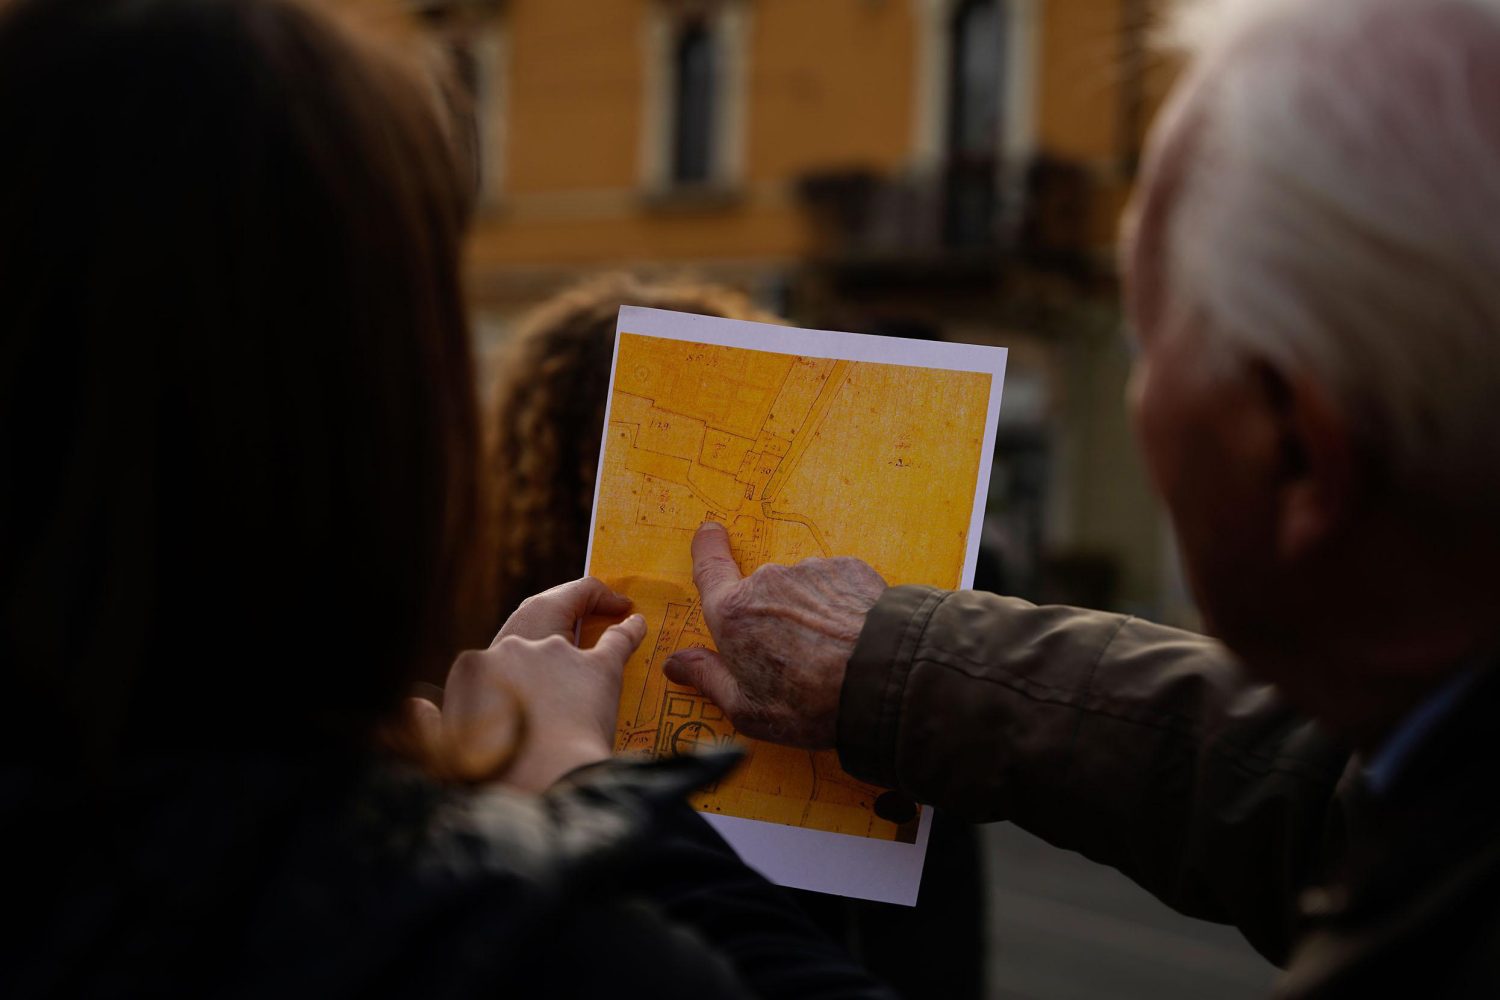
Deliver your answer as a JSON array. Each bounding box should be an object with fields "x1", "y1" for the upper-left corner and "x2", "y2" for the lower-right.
[
  {"x1": 495, "y1": 576, "x2": 633, "y2": 643},
  {"x1": 408, "y1": 577, "x2": 647, "y2": 792}
]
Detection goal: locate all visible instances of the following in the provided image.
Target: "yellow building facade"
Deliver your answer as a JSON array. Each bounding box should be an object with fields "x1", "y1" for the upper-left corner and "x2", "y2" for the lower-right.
[
  {"x1": 424, "y1": 0, "x2": 1167, "y2": 290},
  {"x1": 419, "y1": 0, "x2": 1188, "y2": 620}
]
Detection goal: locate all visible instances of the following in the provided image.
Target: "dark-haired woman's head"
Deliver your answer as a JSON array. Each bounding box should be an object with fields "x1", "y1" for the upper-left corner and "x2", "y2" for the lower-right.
[{"x1": 0, "y1": 0, "x2": 482, "y2": 768}]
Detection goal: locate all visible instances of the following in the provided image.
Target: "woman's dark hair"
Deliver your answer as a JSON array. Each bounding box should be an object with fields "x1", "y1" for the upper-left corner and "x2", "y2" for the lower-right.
[{"x1": 0, "y1": 0, "x2": 483, "y2": 768}]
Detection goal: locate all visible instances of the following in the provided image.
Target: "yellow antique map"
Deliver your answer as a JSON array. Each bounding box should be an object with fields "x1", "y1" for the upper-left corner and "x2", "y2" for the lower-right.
[{"x1": 587, "y1": 330, "x2": 993, "y2": 843}]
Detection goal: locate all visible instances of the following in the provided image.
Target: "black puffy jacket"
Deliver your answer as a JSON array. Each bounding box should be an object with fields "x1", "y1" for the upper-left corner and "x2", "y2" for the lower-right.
[{"x1": 2, "y1": 750, "x2": 893, "y2": 999}]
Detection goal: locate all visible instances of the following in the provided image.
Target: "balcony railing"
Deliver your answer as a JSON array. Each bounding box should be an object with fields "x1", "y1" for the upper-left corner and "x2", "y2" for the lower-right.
[{"x1": 796, "y1": 154, "x2": 1095, "y2": 282}]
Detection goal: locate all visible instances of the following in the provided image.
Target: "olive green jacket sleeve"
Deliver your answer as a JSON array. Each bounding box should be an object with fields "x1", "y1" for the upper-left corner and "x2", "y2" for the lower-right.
[{"x1": 837, "y1": 585, "x2": 1356, "y2": 965}]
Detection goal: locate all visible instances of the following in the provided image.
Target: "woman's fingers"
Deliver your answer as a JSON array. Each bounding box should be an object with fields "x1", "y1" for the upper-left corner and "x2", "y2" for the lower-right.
[
  {"x1": 495, "y1": 576, "x2": 632, "y2": 644},
  {"x1": 432, "y1": 612, "x2": 647, "y2": 792},
  {"x1": 578, "y1": 579, "x2": 633, "y2": 617},
  {"x1": 404, "y1": 696, "x2": 444, "y2": 753},
  {"x1": 588, "y1": 613, "x2": 648, "y2": 670},
  {"x1": 544, "y1": 575, "x2": 631, "y2": 618}
]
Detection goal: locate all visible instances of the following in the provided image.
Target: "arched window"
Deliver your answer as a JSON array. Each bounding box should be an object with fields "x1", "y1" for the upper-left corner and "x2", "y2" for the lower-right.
[{"x1": 671, "y1": 19, "x2": 717, "y2": 186}]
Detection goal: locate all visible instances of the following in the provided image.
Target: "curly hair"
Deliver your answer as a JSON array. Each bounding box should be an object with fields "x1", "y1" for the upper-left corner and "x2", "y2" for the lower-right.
[{"x1": 484, "y1": 274, "x2": 780, "y2": 627}]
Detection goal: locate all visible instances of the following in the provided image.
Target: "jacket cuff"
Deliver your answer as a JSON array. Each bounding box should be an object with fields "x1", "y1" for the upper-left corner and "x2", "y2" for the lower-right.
[{"x1": 836, "y1": 585, "x2": 947, "y2": 789}]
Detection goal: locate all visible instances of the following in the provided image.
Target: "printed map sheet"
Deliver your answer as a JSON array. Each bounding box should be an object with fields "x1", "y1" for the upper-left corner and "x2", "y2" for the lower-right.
[{"x1": 584, "y1": 306, "x2": 1007, "y2": 903}]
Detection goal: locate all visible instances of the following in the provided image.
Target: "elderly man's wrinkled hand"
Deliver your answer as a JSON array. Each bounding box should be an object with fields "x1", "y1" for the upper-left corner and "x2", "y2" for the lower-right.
[{"x1": 663, "y1": 521, "x2": 887, "y2": 749}]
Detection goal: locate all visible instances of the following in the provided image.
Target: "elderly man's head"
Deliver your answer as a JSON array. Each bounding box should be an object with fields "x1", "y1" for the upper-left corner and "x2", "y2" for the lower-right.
[{"x1": 1123, "y1": 0, "x2": 1500, "y2": 736}]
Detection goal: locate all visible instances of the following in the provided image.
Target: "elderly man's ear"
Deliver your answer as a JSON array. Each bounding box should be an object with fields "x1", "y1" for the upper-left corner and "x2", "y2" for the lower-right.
[{"x1": 1253, "y1": 362, "x2": 1358, "y2": 564}]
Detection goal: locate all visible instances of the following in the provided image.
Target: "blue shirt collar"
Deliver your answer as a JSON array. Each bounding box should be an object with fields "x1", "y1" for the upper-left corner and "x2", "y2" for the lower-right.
[{"x1": 1362, "y1": 663, "x2": 1483, "y2": 797}]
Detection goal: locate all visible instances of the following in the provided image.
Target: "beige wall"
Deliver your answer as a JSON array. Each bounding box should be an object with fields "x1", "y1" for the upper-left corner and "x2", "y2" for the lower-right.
[
  {"x1": 744, "y1": 0, "x2": 916, "y2": 180},
  {"x1": 454, "y1": 0, "x2": 1184, "y2": 618},
  {"x1": 467, "y1": 0, "x2": 1178, "y2": 272}
]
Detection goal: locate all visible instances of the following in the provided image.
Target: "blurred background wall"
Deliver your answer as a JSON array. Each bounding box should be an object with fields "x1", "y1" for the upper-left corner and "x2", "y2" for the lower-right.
[
  {"x1": 408, "y1": 2, "x2": 1273, "y2": 995},
  {"x1": 416, "y1": 0, "x2": 1193, "y2": 626}
]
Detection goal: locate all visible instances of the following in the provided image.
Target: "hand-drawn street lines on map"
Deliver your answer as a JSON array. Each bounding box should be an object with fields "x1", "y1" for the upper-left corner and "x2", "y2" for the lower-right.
[{"x1": 588, "y1": 332, "x2": 993, "y2": 844}]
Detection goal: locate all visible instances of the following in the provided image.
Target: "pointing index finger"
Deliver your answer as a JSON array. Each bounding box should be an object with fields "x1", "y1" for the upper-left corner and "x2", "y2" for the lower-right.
[{"x1": 690, "y1": 521, "x2": 741, "y2": 629}]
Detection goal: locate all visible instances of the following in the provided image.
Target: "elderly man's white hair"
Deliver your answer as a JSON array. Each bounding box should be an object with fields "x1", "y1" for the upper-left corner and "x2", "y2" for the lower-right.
[{"x1": 1148, "y1": 0, "x2": 1500, "y2": 510}]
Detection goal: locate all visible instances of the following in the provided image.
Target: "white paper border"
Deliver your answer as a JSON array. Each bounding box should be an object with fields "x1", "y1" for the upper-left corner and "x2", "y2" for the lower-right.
[{"x1": 584, "y1": 305, "x2": 1008, "y2": 905}]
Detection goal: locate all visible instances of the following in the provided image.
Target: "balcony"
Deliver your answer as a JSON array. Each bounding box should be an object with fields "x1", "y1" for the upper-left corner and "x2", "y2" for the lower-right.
[{"x1": 795, "y1": 154, "x2": 1096, "y2": 293}]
